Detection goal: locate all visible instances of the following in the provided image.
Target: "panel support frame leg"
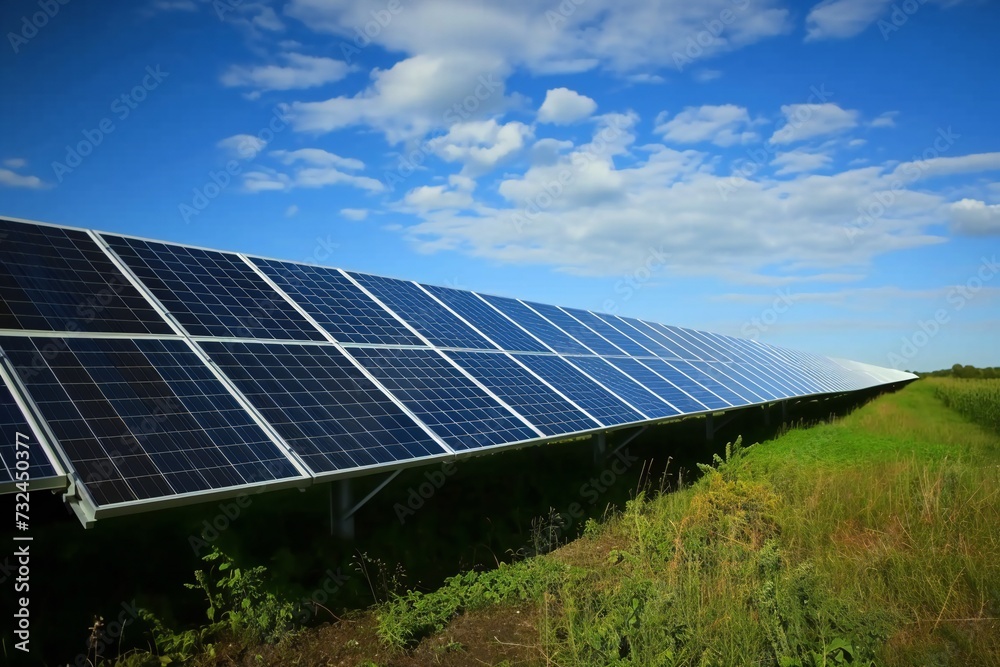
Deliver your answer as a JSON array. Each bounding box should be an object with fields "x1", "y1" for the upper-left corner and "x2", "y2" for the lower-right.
[
  {"x1": 593, "y1": 432, "x2": 607, "y2": 465},
  {"x1": 332, "y1": 479, "x2": 355, "y2": 540}
]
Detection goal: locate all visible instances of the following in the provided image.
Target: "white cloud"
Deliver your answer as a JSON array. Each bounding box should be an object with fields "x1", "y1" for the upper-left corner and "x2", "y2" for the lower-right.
[
  {"x1": 217, "y1": 134, "x2": 268, "y2": 159},
  {"x1": 288, "y1": 54, "x2": 509, "y2": 143},
  {"x1": 948, "y1": 198, "x2": 1000, "y2": 236},
  {"x1": 271, "y1": 148, "x2": 365, "y2": 171},
  {"x1": 285, "y1": 204, "x2": 299, "y2": 217},
  {"x1": 891, "y1": 152, "x2": 1000, "y2": 182},
  {"x1": 626, "y1": 73, "x2": 666, "y2": 84},
  {"x1": 0, "y1": 168, "x2": 46, "y2": 189},
  {"x1": 4, "y1": 158, "x2": 26, "y2": 169},
  {"x1": 693, "y1": 69, "x2": 723, "y2": 82},
  {"x1": 537, "y1": 88, "x2": 597, "y2": 124},
  {"x1": 341, "y1": 208, "x2": 369, "y2": 221},
  {"x1": 656, "y1": 105, "x2": 759, "y2": 147},
  {"x1": 241, "y1": 149, "x2": 382, "y2": 193},
  {"x1": 870, "y1": 111, "x2": 898, "y2": 128},
  {"x1": 771, "y1": 150, "x2": 833, "y2": 175},
  {"x1": 285, "y1": 0, "x2": 792, "y2": 75},
  {"x1": 427, "y1": 120, "x2": 532, "y2": 174},
  {"x1": 221, "y1": 53, "x2": 351, "y2": 92},
  {"x1": 805, "y1": 0, "x2": 893, "y2": 40},
  {"x1": 403, "y1": 184, "x2": 476, "y2": 211},
  {"x1": 769, "y1": 103, "x2": 859, "y2": 144}
]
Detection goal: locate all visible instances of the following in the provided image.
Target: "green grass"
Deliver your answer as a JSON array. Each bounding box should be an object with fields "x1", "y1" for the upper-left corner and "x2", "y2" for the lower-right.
[{"x1": 373, "y1": 379, "x2": 1000, "y2": 665}]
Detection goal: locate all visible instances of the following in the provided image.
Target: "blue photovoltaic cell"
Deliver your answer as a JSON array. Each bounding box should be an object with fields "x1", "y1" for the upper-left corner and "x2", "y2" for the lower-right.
[
  {"x1": 639, "y1": 358, "x2": 730, "y2": 410},
  {"x1": 0, "y1": 219, "x2": 172, "y2": 334},
  {"x1": 689, "y1": 361, "x2": 766, "y2": 404},
  {"x1": 659, "y1": 325, "x2": 718, "y2": 360},
  {"x1": 349, "y1": 347, "x2": 537, "y2": 451},
  {"x1": 251, "y1": 258, "x2": 423, "y2": 346},
  {"x1": 104, "y1": 235, "x2": 324, "y2": 341},
  {"x1": 627, "y1": 319, "x2": 698, "y2": 359},
  {"x1": 683, "y1": 329, "x2": 735, "y2": 362},
  {"x1": 443, "y1": 350, "x2": 599, "y2": 436},
  {"x1": 725, "y1": 339, "x2": 812, "y2": 395},
  {"x1": 199, "y1": 341, "x2": 445, "y2": 473},
  {"x1": 564, "y1": 309, "x2": 654, "y2": 356},
  {"x1": 422, "y1": 285, "x2": 549, "y2": 353},
  {"x1": 513, "y1": 354, "x2": 642, "y2": 426},
  {"x1": 667, "y1": 360, "x2": 744, "y2": 406},
  {"x1": 0, "y1": 379, "x2": 57, "y2": 484},
  {"x1": 604, "y1": 357, "x2": 709, "y2": 414},
  {"x1": 565, "y1": 356, "x2": 678, "y2": 418},
  {"x1": 525, "y1": 302, "x2": 624, "y2": 355},
  {"x1": 591, "y1": 313, "x2": 673, "y2": 356},
  {"x1": 0, "y1": 337, "x2": 302, "y2": 507},
  {"x1": 348, "y1": 272, "x2": 496, "y2": 350},
  {"x1": 480, "y1": 295, "x2": 591, "y2": 355}
]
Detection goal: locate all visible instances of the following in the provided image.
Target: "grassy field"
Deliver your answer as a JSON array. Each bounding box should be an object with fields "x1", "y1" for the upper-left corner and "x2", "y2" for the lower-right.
[{"x1": 115, "y1": 379, "x2": 1000, "y2": 666}]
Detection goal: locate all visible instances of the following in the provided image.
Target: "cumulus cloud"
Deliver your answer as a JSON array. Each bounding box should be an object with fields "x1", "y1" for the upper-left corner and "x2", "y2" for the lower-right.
[
  {"x1": 4, "y1": 158, "x2": 27, "y2": 169},
  {"x1": 948, "y1": 198, "x2": 1000, "y2": 236},
  {"x1": 537, "y1": 88, "x2": 597, "y2": 124},
  {"x1": 241, "y1": 148, "x2": 382, "y2": 193},
  {"x1": 427, "y1": 120, "x2": 532, "y2": 174},
  {"x1": 870, "y1": 111, "x2": 898, "y2": 128},
  {"x1": 0, "y1": 160, "x2": 47, "y2": 189},
  {"x1": 217, "y1": 134, "x2": 268, "y2": 159},
  {"x1": 287, "y1": 54, "x2": 509, "y2": 143},
  {"x1": 771, "y1": 150, "x2": 833, "y2": 175},
  {"x1": 221, "y1": 53, "x2": 352, "y2": 92},
  {"x1": 341, "y1": 208, "x2": 369, "y2": 220},
  {"x1": 656, "y1": 104, "x2": 759, "y2": 147},
  {"x1": 770, "y1": 103, "x2": 859, "y2": 144},
  {"x1": 805, "y1": 0, "x2": 893, "y2": 40}
]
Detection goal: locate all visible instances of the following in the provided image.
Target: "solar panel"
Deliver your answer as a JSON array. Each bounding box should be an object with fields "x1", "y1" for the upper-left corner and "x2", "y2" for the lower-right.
[
  {"x1": 666, "y1": 359, "x2": 744, "y2": 407},
  {"x1": 443, "y1": 350, "x2": 599, "y2": 435},
  {"x1": 103, "y1": 235, "x2": 325, "y2": 341},
  {"x1": 479, "y1": 295, "x2": 591, "y2": 355},
  {"x1": 525, "y1": 302, "x2": 625, "y2": 356},
  {"x1": 0, "y1": 219, "x2": 172, "y2": 334},
  {"x1": 512, "y1": 354, "x2": 643, "y2": 426},
  {"x1": 348, "y1": 272, "x2": 496, "y2": 350},
  {"x1": 564, "y1": 356, "x2": 679, "y2": 418},
  {"x1": 199, "y1": 340, "x2": 446, "y2": 473},
  {"x1": 696, "y1": 361, "x2": 770, "y2": 403},
  {"x1": 251, "y1": 259, "x2": 424, "y2": 347},
  {"x1": 422, "y1": 285, "x2": 549, "y2": 353},
  {"x1": 605, "y1": 316, "x2": 682, "y2": 358},
  {"x1": 659, "y1": 325, "x2": 718, "y2": 361},
  {"x1": 639, "y1": 358, "x2": 731, "y2": 410},
  {"x1": 631, "y1": 319, "x2": 699, "y2": 359},
  {"x1": 348, "y1": 347, "x2": 538, "y2": 450},
  {"x1": 604, "y1": 357, "x2": 710, "y2": 414},
  {"x1": 586, "y1": 312, "x2": 663, "y2": 356},
  {"x1": 563, "y1": 309, "x2": 654, "y2": 356},
  {"x1": 0, "y1": 376, "x2": 58, "y2": 486},
  {"x1": 0, "y1": 336, "x2": 303, "y2": 508}
]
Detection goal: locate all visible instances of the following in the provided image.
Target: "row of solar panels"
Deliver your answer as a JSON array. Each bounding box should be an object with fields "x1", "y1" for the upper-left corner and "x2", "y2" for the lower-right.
[{"x1": 0, "y1": 217, "x2": 914, "y2": 524}]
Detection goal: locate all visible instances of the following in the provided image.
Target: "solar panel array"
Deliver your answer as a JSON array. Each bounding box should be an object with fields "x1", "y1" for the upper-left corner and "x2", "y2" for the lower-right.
[{"x1": 0, "y1": 217, "x2": 916, "y2": 523}]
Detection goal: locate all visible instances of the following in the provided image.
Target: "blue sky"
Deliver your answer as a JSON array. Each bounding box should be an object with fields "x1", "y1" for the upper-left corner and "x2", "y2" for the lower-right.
[{"x1": 1, "y1": 0, "x2": 997, "y2": 371}]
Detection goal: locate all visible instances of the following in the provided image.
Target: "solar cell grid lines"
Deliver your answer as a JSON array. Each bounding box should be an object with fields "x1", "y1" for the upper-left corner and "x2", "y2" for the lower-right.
[
  {"x1": 604, "y1": 357, "x2": 710, "y2": 414},
  {"x1": 198, "y1": 341, "x2": 446, "y2": 473},
  {"x1": 479, "y1": 294, "x2": 591, "y2": 354},
  {"x1": 0, "y1": 378, "x2": 57, "y2": 485},
  {"x1": 564, "y1": 356, "x2": 678, "y2": 419},
  {"x1": 562, "y1": 308, "x2": 653, "y2": 356},
  {"x1": 348, "y1": 272, "x2": 497, "y2": 350},
  {"x1": 442, "y1": 350, "x2": 600, "y2": 435},
  {"x1": 103, "y1": 235, "x2": 325, "y2": 341},
  {"x1": 0, "y1": 219, "x2": 172, "y2": 334},
  {"x1": 525, "y1": 302, "x2": 624, "y2": 356},
  {"x1": 0, "y1": 336, "x2": 303, "y2": 508},
  {"x1": 421, "y1": 285, "x2": 550, "y2": 353},
  {"x1": 349, "y1": 346, "x2": 539, "y2": 450},
  {"x1": 251, "y1": 258, "x2": 425, "y2": 347}
]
